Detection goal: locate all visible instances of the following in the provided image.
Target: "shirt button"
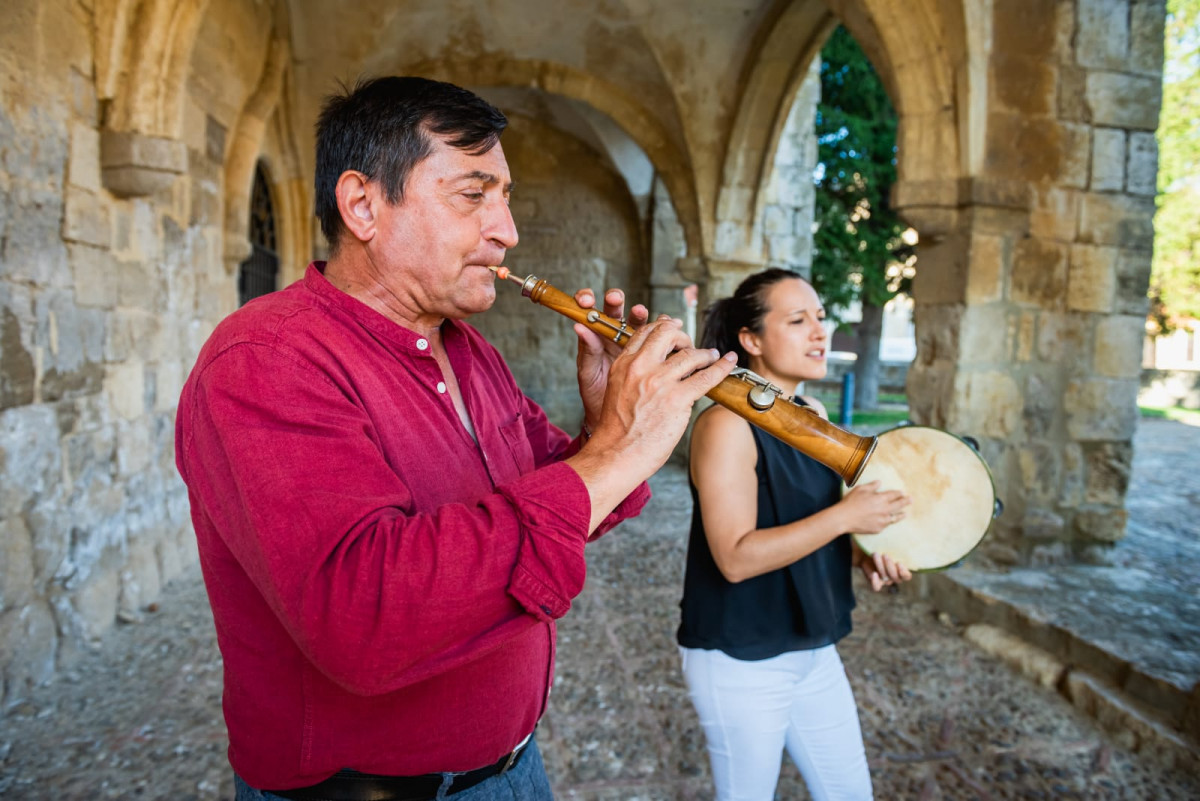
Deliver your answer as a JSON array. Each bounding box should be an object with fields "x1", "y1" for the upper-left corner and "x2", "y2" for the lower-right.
[
  {"x1": 437, "y1": 381, "x2": 447, "y2": 394},
  {"x1": 416, "y1": 338, "x2": 428, "y2": 351}
]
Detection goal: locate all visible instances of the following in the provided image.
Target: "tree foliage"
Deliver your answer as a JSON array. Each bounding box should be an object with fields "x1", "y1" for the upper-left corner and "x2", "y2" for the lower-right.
[
  {"x1": 811, "y1": 25, "x2": 910, "y2": 324},
  {"x1": 1151, "y1": 0, "x2": 1200, "y2": 331}
]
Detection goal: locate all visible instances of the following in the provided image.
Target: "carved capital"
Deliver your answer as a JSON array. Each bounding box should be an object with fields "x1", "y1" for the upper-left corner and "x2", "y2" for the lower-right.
[{"x1": 100, "y1": 130, "x2": 187, "y2": 198}]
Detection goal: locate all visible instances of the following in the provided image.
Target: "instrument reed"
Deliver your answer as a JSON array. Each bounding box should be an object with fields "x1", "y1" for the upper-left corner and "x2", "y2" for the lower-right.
[{"x1": 490, "y1": 267, "x2": 876, "y2": 486}]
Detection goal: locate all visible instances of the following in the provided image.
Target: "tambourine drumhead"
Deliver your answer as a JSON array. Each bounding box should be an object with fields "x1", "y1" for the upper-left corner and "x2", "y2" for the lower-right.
[{"x1": 847, "y1": 426, "x2": 997, "y2": 572}]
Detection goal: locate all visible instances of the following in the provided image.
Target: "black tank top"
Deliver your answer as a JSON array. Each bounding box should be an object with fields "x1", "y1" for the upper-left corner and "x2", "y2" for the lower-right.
[{"x1": 677, "y1": 412, "x2": 856, "y2": 660}]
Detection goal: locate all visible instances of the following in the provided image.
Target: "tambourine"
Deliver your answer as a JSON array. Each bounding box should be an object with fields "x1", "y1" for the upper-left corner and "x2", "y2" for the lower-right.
[{"x1": 847, "y1": 425, "x2": 1002, "y2": 571}]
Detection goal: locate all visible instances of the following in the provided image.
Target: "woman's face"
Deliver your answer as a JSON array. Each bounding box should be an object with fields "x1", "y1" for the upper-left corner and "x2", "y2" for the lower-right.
[{"x1": 739, "y1": 278, "x2": 828, "y2": 389}]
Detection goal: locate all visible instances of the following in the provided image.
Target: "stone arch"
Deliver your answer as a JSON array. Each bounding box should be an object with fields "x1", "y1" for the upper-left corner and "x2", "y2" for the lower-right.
[
  {"x1": 401, "y1": 57, "x2": 702, "y2": 262},
  {"x1": 221, "y1": 23, "x2": 303, "y2": 276},
  {"x1": 94, "y1": 0, "x2": 212, "y2": 136},
  {"x1": 713, "y1": 0, "x2": 969, "y2": 265}
]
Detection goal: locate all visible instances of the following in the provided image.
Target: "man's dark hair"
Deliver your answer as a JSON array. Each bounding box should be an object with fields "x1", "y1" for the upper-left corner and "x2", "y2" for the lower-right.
[{"x1": 314, "y1": 76, "x2": 508, "y2": 253}]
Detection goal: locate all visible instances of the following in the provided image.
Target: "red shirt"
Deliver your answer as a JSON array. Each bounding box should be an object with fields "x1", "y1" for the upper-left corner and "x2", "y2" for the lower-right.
[{"x1": 175, "y1": 264, "x2": 649, "y2": 789}]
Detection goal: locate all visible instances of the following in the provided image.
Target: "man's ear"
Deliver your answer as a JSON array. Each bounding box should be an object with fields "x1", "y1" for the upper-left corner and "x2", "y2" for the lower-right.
[
  {"x1": 737, "y1": 327, "x2": 762, "y2": 357},
  {"x1": 335, "y1": 171, "x2": 376, "y2": 244}
]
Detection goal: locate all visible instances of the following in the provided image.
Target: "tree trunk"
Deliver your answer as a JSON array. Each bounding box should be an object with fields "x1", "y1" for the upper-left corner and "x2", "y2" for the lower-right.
[{"x1": 854, "y1": 301, "x2": 884, "y2": 411}]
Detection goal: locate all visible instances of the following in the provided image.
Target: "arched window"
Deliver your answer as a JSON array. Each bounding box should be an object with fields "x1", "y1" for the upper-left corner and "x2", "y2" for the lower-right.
[{"x1": 238, "y1": 164, "x2": 279, "y2": 306}]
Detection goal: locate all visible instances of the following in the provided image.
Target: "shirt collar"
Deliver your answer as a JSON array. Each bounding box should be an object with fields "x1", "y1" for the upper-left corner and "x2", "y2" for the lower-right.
[{"x1": 303, "y1": 262, "x2": 468, "y2": 356}]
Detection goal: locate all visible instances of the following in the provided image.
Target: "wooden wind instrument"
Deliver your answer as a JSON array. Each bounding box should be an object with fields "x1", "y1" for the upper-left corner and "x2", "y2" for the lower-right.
[{"x1": 491, "y1": 267, "x2": 877, "y2": 486}]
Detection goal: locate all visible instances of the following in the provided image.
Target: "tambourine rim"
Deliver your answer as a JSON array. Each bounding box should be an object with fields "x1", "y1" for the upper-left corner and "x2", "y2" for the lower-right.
[{"x1": 846, "y1": 423, "x2": 998, "y2": 573}]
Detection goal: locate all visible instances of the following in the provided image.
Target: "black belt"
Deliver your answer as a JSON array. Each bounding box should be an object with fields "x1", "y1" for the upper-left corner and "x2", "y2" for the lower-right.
[{"x1": 268, "y1": 734, "x2": 532, "y2": 801}]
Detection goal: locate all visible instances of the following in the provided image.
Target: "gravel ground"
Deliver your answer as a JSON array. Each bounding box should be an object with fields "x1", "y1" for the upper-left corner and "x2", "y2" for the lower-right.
[{"x1": 2, "y1": 461, "x2": 1198, "y2": 800}]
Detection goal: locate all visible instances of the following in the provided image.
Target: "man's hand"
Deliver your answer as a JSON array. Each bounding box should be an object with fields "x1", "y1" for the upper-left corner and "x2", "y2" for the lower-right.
[
  {"x1": 572, "y1": 287, "x2": 650, "y2": 430},
  {"x1": 566, "y1": 314, "x2": 737, "y2": 532}
]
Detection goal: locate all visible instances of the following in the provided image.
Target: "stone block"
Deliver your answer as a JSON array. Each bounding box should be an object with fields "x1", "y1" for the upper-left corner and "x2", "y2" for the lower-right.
[
  {"x1": 1057, "y1": 123, "x2": 1091, "y2": 188},
  {"x1": 765, "y1": 233, "x2": 796, "y2": 263},
  {"x1": 911, "y1": 234, "x2": 968, "y2": 305},
  {"x1": 1011, "y1": 238, "x2": 1068, "y2": 309},
  {"x1": 1058, "y1": 67, "x2": 1090, "y2": 124},
  {"x1": 1021, "y1": 507, "x2": 1066, "y2": 541},
  {"x1": 69, "y1": 66, "x2": 98, "y2": 125},
  {"x1": 1090, "y1": 128, "x2": 1125, "y2": 191},
  {"x1": 1072, "y1": 504, "x2": 1129, "y2": 543},
  {"x1": 950, "y1": 370, "x2": 1023, "y2": 438},
  {"x1": 1129, "y1": 0, "x2": 1167, "y2": 76},
  {"x1": 1093, "y1": 314, "x2": 1145, "y2": 378},
  {"x1": 1022, "y1": 372, "x2": 1060, "y2": 439},
  {"x1": 117, "y1": 257, "x2": 165, "y2": 309},
  {"x1": 1083, "y1": 441, "x2": 1132, "y2": 505},
  {"x1": 69, "y1": 243, "x2": 119, "y2": 308},
  {"x1": 958, "y1": 304, "x2": 1010, "y2": 363},
  {"x1": 1030, "y1": 187, "x2": 1080, "y2": 243},
  {"x1": 69, "y1": 546, "x2": 121, "y2": 640},
  {"x1": 1064, "y1": 378, "x2": 1139, "y2": 440},
  {"x1": 0, "y1": 305, "x2": 37, "y2": 411},
  {"x1": 912, "y1": 304, "x2": 964, "y2": 366},
  {"x1": 1059, "y1": 442, "x2": 1085, "y2": 509},
  {"x1": 0, "y1": 405, "x2": 61, "y2": 512},
  {"x1": 992, "y1": 54, "x2": 1056, "y2": 115},
  {"x1": 100, "y1": 130, "x2": 187, "y2": 198},
  {"x1": 155, "y1": 361, "x2": 185, "y2": 413},
  {"x1": 964, "y1": 623, "x2": 1066, "y2": 687},
  {"x1": 984, "y1": 113, "x2": 1063, "y2": 183},
  {"x1": 1114, "y1": 249, "x2": 1152, "y2": 315},
  {"x1": 1078, "y1": 192, "x2": 1155, "y2": 249},
  {"x1": 964, "y1": 234, "x2": 1005, "y2": 304},
  {"x1": 993, "y1": 0, "x2": 1059, "y2": 58},
  {"x1": 0, "y1": 602, "x2": 58, "y2": 707},
  {"x1": 119, "y1": 535, "x2": 162, "y2": 616},
  {"x1": 61, "y1": 186, "x2": 111, "y2": 248},
  {"x1": 2, "y1": 182, "x2": 71, "y2": 287},
  {"x1": 0, "y1": 515, "x2": 35, "y2": 611},
  {"x1": 116, "y1": 419, "x2": 153, "y2": 477},
  {"x1": 1014, "y1": 311, "x2": 1036, "y2": 362},
  {"x1": 106, "y1": 361, "x2": 146, "y2": 420},
  {"x1": 67, "y1": 121, "x2": 101, "y2": 192},
  {"x1": 1085, "y1": 71, "x2": 1162, "y2": 131},
  {"x1": 1067, "y1": 244, "x2": 1117, "y2": 313},
  {"x1": 1075, "y1": 0, "x2": 1130, "y2": 70},
  {"x1": 1036, "y1": 312, "x2": 1091, "y2": 372},
  {"x1": 1126, "y1": 132, "x2": 1158, "y2": 196}
]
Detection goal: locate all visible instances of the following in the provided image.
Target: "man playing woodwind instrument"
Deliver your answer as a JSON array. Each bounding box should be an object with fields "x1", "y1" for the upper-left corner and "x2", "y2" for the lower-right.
[{"x1": 175, "y1": 76, "x2": 736, "y2": 801}]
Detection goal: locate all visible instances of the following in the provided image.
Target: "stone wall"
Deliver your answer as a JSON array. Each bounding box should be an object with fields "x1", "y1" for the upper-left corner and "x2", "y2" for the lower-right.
[
  {"x1": 760, "y1": 59, "x2": 821, "y2": 279},
  {"x1": 0, "y1": 0, "x2": 283, "y2": 707}
]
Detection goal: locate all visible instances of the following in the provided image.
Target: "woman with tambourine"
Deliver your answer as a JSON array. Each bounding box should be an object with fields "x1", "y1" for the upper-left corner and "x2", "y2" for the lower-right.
[{"x1": 677, "y1": 268, "x2": 911, "y2": 801}]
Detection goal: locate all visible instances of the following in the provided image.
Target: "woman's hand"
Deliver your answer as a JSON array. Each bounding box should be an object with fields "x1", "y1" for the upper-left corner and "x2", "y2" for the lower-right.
[
  {"x1": 852, "y1": 543, "x2": 913, "y2": 591},
  {"x1": 836, "y1": 479, "x2": 911, "y2": 534}
]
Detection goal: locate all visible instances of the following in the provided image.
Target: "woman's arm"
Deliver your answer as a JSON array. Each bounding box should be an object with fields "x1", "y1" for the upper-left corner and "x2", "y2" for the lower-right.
[{"x1": 690, "y1": 402, "x2": 910, "y2": 584}]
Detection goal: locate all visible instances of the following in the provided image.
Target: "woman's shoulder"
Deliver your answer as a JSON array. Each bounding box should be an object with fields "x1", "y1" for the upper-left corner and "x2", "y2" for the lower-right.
[
  {"x1": 796, "y1": 394, "x2": 829, "y2": 420},
  {"x1": 692, "y1": 402, "x2": 754, "y2": 440}
]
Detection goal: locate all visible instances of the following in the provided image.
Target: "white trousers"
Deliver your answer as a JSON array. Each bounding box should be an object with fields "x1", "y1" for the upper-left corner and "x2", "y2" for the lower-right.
[{"x1": 679, "y1": 644, "x2": 873, "y2": 801}]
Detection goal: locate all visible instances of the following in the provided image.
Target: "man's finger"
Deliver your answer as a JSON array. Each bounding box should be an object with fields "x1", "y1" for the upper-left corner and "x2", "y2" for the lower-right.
[{"x1": 681, "y1": 351, "x2": 738, "y2": 397}]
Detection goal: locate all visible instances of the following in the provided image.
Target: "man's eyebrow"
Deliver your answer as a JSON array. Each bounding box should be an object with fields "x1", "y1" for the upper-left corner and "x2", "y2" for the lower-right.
[{"x1": 456, "y1": 171, "x2": 515, "y2": 193}]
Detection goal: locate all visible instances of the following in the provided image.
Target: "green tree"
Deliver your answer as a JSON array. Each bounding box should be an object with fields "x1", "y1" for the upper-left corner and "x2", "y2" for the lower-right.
[
  {"x1": 1151, "y1": 0, "x2": 1200, "y2": 332},
  {"x1": 812, "y1": 26, "x2": 911, "y2": 410}
]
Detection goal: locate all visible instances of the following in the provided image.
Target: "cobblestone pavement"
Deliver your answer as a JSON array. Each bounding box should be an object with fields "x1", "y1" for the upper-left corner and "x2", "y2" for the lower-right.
[{"x1": 3, "y1": 426, "x2": 1199, "y2": 800}]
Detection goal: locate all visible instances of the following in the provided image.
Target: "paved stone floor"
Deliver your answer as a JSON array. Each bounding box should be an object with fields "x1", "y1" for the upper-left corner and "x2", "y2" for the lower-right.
[{"x1": 2, "y1": 422, "x2": 1199, "y2": 800}]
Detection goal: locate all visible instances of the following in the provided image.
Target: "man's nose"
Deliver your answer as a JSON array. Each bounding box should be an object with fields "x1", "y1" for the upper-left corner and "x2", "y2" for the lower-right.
[{"x1": 485, "y1": 198, "x2": 519, "y2": 250}]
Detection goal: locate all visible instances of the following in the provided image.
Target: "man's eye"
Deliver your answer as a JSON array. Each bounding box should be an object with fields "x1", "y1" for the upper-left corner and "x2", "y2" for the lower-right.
[{"x1": 463, "y1": 192, "x2": 484, "y2": 201}]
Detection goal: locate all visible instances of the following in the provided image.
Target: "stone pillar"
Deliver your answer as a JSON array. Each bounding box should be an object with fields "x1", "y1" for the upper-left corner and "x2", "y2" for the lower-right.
[{"x1": 897, "y1": 0, "x2": 1162, "y2": 564}]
